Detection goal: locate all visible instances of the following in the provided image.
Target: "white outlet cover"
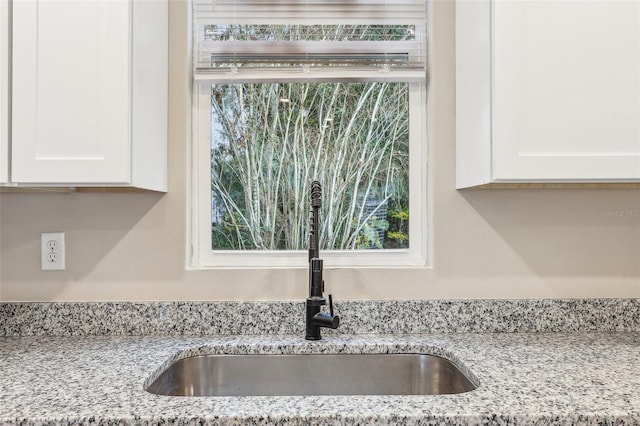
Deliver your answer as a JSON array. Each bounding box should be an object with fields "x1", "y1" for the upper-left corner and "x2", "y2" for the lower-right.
[{"x1": 41, "y1": 232, "x2": 65, "y2": 271}]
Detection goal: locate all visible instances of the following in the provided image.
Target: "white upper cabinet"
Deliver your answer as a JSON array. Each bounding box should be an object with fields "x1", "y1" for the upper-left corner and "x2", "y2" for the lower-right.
[
  {"x1": 10, "y1": 0, "x2": 168, "y2": 191},
  {"x1": 456, "y1": 0, "x2": 640, "y2": 188},
  {"x1": 0, "y1": 0, "x2": 8, "y2": 184}
]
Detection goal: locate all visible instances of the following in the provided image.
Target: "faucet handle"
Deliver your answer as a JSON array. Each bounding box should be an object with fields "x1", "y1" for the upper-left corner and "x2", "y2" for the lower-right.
[
  {"x1": 327, "y1": 294, "x2": 340, "y2": 329},
  {"x1": 329, "y1": 294, "x2": 335, "y2": 316}
]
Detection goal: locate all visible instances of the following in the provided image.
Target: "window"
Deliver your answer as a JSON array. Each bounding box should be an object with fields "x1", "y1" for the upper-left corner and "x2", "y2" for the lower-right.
[{"x1": 190, "y1": 0, "x2": 428, "y2": 268}]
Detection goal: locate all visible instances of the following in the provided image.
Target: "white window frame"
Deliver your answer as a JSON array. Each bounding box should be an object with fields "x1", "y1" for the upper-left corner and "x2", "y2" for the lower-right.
[{"x1": 187, "y1": 2, "x2": 430, "y2": 269}]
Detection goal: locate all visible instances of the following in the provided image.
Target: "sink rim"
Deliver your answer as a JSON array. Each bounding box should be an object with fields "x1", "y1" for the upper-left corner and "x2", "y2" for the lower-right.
[{"x1": 144, "y1": 351, "x2": 480, "y2": 397}]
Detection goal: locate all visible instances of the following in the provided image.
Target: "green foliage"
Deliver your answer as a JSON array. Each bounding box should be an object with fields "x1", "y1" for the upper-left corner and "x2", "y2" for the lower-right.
[
  {"x1": 385, "y1": 208, "x2": 409, "y2": 249},
  {"x1": 390, "y1": 209, "x2": 409, "y2": 221},
  {"x1": 355, "y1": 215, "x2": 390, "y2": 250}
]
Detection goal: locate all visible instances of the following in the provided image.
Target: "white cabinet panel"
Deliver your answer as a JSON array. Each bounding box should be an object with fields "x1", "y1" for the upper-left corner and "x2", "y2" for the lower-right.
[
  {"x1": 10, "y1": 0, "x2": 167, "y2": 190},
  {"x1": 12, "y1": 0, "x2": 130, "y2": 184},
  {"x1": 457, "y1": 0, "x2": 640, "y2": 187},
  {"x1": 493, "y1": 0, "x2": 640, "y2": 181},
  {"x1": 0, "y1": 0, "x2": 8, "y2": 184}
]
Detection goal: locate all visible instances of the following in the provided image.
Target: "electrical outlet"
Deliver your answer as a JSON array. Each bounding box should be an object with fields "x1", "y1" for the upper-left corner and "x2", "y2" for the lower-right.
[
  {"x1": 41, "y1": 233, "x2": 65, "y2": 271},
  {"x1": 47, "y1": 240, "x2": 58, "y2": 251}
]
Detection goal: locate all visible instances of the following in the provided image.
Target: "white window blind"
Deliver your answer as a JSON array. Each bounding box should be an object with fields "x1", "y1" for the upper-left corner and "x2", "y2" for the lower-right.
[{"x1": 192, "y1": 0, "x2": 427, "y2": 83}]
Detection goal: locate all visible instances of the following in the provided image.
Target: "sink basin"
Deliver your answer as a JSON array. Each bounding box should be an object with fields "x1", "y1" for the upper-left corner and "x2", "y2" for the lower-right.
[{"x1": 145, "y1": 354, "x2": 478, "y2": 396}]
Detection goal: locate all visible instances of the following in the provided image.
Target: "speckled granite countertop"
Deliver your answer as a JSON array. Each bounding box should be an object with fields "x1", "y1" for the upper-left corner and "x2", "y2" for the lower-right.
[
  {"x1": 0, "y1": 300, "x2": 639, "y2": 425},
  {"x1": 2, "y1": 333, "x2": 639, "y2": 425}
]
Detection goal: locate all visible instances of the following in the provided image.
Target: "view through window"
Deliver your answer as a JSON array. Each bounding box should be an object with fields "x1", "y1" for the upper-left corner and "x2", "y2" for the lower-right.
[{"x1": 210, "y1": 81, "x2": 410, "y2": 251}]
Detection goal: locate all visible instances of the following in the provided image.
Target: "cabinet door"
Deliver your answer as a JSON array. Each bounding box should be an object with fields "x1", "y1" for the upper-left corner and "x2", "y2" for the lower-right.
[
  {"x1": 0, "y1": 0, "x2": 8, "y2": 183},
  {"x1": 492, "y1": 0, "x2": 640, "y2": 181},
  {"x1": 12, "y1": 0, "x2": 132, "y2": 184}
]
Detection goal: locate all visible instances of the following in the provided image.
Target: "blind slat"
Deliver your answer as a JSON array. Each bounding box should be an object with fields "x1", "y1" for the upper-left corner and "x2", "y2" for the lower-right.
[
  {"x1": 198, "y1": 40, "x2": 423, "y2": 55},
  {"x1": 193, "y1": 0, "x2": 426, "y2": 24},
  {"x1": 194, "y1": 68, "x2": 426, "y2": 84}
]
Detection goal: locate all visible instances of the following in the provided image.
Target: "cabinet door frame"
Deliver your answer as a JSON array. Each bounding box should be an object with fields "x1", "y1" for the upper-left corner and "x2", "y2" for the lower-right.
[
  {"x1": 11, "y1": 0, "x2": 132, "y2": 185},
  {"x1": 456, "y1": 0, "x2": 640, "y2": 188},
  {"x1": 0, "y1": 0, "x2": 9, "y2": 183}
]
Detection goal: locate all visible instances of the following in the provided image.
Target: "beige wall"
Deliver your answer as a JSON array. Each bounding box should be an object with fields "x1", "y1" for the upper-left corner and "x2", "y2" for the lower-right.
[{"x1": 1, "y1": 0, "x2": 639, "y2": 302}]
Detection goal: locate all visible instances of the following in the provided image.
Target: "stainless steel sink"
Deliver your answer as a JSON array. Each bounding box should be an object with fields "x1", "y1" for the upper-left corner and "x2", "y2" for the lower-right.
[{"x1": 145, "y1": 354, "x2": 478, "y2": 396}]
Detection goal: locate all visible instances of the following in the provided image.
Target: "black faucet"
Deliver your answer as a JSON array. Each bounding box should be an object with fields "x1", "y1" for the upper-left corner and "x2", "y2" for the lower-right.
[{"x1": 305, "y1": 180, "x2": 339, "y2": 340}]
